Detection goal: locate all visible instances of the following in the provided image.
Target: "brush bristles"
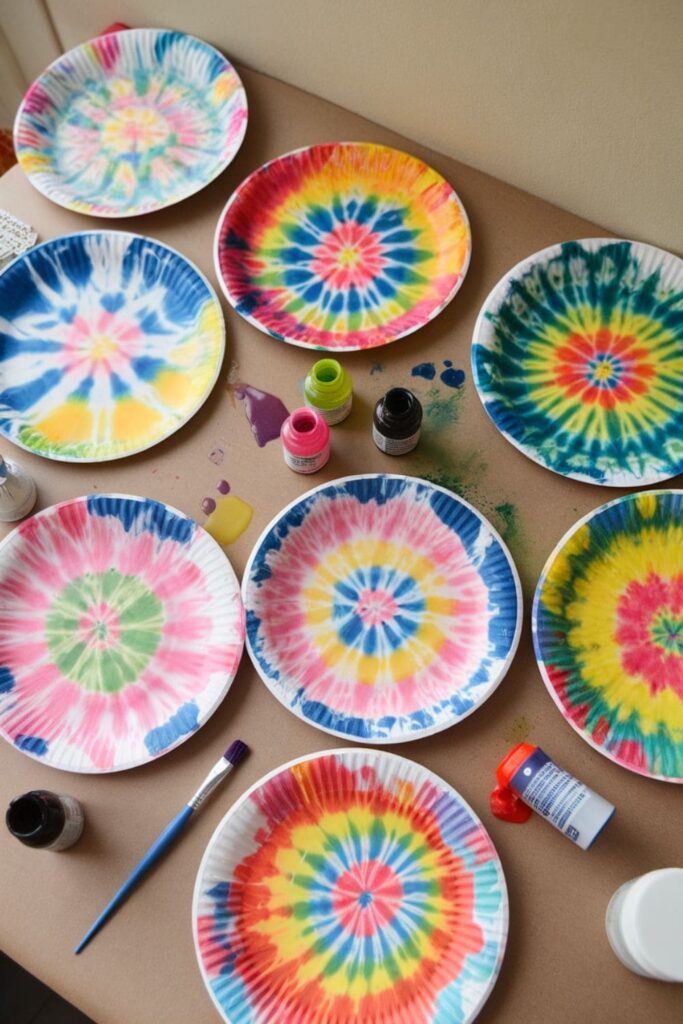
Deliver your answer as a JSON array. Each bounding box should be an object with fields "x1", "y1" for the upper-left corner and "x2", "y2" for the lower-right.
[{"x1": 224, "y1": 740, "x2": 249, "y2": 767}]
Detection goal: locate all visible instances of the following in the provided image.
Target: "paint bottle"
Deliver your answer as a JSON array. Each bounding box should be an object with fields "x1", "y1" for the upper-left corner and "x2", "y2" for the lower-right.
[
  {"x1": 372, "y1": 388, "x2": 422, "y2": 455},
  {"x1": 6, "y1": 790, "x2": 85, "y2": 851},
  {"x1": 605, "y1": 869, "x2": 683, "y2": 981},
  {"x1": 0, "y1": 454, "x2": 37, "y2": 522},
  {"x1": 304, "y1": 358, "x2": 353, "y2": 425},
  {"x1": 495, "y1": 743, "x2": 615, "y2": 849},
  {"x1": 280, "y1": 407, "x2": 330, "y2": 474}
]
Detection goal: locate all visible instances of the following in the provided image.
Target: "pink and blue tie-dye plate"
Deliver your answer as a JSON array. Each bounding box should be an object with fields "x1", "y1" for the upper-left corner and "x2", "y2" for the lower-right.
[
  {"x1": 14, "y1": 29, "x2": 248, "y2": 218},
  {"x1": 0, "y1": 495, "x2": 245, "y2": 772},
  {"x1": 242, "y1": 475, "x2": 522, "y2": 743},
  {"x1": 0, "y1": 231, "x2": 225, "y2": 462},
  {"x1": 193, "y1": 748, "x2": 508, "y2": 1024}
]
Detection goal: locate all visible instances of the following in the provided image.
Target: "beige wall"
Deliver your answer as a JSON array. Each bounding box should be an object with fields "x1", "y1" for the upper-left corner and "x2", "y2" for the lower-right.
[{"x1": 2, "y1": 0, "x2": 681, "y2": 252}]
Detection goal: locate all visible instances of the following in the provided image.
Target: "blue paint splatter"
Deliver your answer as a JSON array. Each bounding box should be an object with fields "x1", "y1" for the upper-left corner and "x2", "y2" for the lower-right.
[
  {"x1": 0, "y1": 667, "x2": 15, "y2": 693},
  {"x1": 15, "y1": 735, "x2": 48, "y2": 756},
  {"x1": 144, "y1": 700, "x2": 200, "y2": 755},
  {"x1": 411, "y1": 362, "x2": 436, "y2": 381},
  {"x1": 440, "y1": 367, "x2": 466, "y2": 388},
  {"x1": 411, "y1": 368, "x2": 438, "y2": 385}
]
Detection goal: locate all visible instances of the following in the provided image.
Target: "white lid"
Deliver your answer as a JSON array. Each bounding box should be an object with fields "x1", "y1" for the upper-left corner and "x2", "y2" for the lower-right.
[{"x1": 622, "y1": 869, "x2": 683, "y2": 982}]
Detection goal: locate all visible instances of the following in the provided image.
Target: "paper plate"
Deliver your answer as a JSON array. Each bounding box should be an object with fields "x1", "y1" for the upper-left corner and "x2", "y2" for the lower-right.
[
  {"x1": 0, "y1": 495, "x2": 245, "y2": 772},
  {"x1": 214, "y1": 142, "x2": 471, "y2": 351},
  {"x1": 14, "y1": 29, "x2": 248, "y2": 217},
  {"x1": 533, "y1": 490, "x2": 683, "y2": 782},
  {"x1": 0, "y1": 231, "x2": 225, "y2": 462},
  {"x1": 472, "y1": 239, "x2": 683, "y2": 486},
  {"x1": 194, "y1": 747, "x2": 508, "y2": 1024},
  {"x1": 243, "y1": 475, "x2": 522, "y2": 742}
]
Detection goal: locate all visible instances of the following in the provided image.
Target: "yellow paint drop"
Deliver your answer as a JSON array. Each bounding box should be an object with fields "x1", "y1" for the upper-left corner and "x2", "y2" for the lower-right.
[{"x1": 204, "y1": 495, "x2": 253, "y2": 545}]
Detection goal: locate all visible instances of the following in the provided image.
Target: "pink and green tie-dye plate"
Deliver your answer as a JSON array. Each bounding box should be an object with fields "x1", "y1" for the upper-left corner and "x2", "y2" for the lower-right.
[
  {"x1": 214, "y1": 142, "x2": 471, "y2": 351},
  {"x1": 533, "y1": 490, "x2": 683, "y2": 782},
  {"x1": 0, "y1": 495, "x2": 245, "y2": 773},
  {"x1": 242, "y1": 475, "x2": 522, "y2": 743},
  {"x1": 193, "y1": 748, "x2": 508, "y2": 1024},
  {"x1": 0, "y1": 232, "x2": 225, "y2": 463},
  {"x1": 14, "y1": 29, "x2": 248, "y2": 218}
]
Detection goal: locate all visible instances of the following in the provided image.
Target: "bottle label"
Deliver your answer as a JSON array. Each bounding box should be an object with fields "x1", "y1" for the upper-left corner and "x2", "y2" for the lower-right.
[
  {"x1": 510, "y1": 748, "x2": 610, "y2": 847},
  {"x1": 45, "y1": 795, "x2": 85, "y2": 851},
  {"x1": 283, "y1": 447, "x2": 330, "y2": 474},
  {"x1": 314, "y1": 395, "x2": 352, "y2": 425},
  {"x1": 372, "y1": 423, "x2": 420, "y2": 455}
]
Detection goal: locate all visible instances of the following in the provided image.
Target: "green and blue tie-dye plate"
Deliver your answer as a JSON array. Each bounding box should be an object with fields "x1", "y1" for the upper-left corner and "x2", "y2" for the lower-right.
[{"x1": 472, "y1": 239, "x2": 683, "y2": 487}]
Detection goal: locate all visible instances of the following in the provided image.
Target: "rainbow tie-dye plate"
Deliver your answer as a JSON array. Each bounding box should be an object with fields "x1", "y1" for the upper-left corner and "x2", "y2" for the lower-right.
[
  {"x1": 214, "y1": 142, "x2": 471, "y2": 350},
  {"x1": 472, "y1": 239, "x2": 683, "y2": 486},
  {"x1": 0, "y1": 231, "x2": 224, "y2": 462},
  {"x1": 0, "y1": 495, "x2": 245, "y2": 773},
  {"x1": 14, "y1": 29, "x2": 248, "y2": 218},
  {"x1": 243, "y1": 475, "x2": 522, "y2": 742},
  {"x1": 194, "y1": 748, "x2": 508, "y2": 1024},
  {"x1": 533, "y1": 491, "x2": 683, "y2": 782}
]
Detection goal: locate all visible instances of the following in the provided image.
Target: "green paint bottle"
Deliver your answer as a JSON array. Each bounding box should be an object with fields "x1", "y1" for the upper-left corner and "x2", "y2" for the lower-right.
[{"x1": 304, "y1": 358, "x2": 353, "y2": 425}]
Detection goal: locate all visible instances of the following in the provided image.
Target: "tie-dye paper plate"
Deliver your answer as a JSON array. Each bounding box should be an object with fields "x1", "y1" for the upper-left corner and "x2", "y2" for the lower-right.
[
  {"x1": 472, "y1": 239, "x2": 683, "y2": 486},
  {"x1": 533, "y1": 490, "x2": 683, "y2": 782},
  {"x1": 14, "y1": 29, "x2": 248, "y2": 218},
  {"x1": 0, "y1": 495, "x2": 245, "y2": 772},
  {"x1": 194, "y1": 748, "x2": 508, "y2": 1024},
  {"x1": 214, "y1": 142, "x2": 471, "y2": 351},
  {"x1": 0, "y1": 231, "x2": 225, "y2": 462},
  {"x1": 243, "y1": 475, "x2": 522, "y2": 742}
]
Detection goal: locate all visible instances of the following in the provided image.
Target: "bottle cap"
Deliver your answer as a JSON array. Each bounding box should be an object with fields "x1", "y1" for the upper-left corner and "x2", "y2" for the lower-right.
[
  {"x1": 621, "y1": 869, "x2": 683, "y2": 981},
  {"x1": 281, "y1": 407, "x2": 330, "y2": 457},
  {"x1": 496, "y1": 742, "x2": 536, "y2": 787}
]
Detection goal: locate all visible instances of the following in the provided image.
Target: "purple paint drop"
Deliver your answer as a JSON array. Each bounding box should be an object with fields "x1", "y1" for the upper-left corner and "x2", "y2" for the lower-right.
[
  {"x1": 234, "y1": 384, "x2": 289, "y2": 447},
  {"x1": 217, "y1": 479, "x2": 230, "y2": 494},
  {"x1": 411, "y1": 362, "x2": 436, "y2": 380},
  {"x1": 209, "y1": 447, "x2": 224, "y2": 465},
  {"x1": 201, "y1": 497, "x2": 216, "y2": 515},
  {"x1": 440, "y1": 367, "x2": 466, "y2": 389}
]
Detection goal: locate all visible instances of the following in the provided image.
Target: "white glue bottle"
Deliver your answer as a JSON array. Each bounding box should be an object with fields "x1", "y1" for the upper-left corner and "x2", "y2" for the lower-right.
[
  {"x1": 495, "y1": 742, "x2": 615, "y2": 849},
  {"x1": 606, "y1": 869, "x2": 683, "y2": 982}
]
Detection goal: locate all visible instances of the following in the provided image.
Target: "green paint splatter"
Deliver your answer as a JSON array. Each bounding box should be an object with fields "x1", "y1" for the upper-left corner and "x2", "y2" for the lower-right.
[
  {"x1": 422, "y1": 385, "x2": 464, "y2": 432},
  {"x1": 494, "y1": 502, "x2": 519, "y2": 541}
]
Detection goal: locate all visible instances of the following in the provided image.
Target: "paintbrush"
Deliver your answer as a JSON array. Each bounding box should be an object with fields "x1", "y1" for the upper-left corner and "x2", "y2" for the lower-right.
[{"x1": 74, "y1": 739, "x2": 249, "y2": 955}]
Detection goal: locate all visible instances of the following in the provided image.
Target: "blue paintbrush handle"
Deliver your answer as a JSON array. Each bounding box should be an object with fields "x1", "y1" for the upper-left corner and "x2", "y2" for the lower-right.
[{"x1": 74, "y1": 804, "x2": 194, "y2": 954}]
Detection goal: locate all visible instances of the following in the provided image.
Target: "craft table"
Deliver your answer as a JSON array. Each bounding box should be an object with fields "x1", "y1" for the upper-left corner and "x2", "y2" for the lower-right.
[{"x1": 0, "y1": 63, "x2": 680, "y2": 1024}]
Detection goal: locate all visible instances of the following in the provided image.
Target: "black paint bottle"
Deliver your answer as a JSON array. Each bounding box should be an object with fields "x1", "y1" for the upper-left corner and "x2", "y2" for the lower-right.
[
  {"x1": 373, "y1": 388, "x2": 423, "y2": 455},
  {"x1": 6, "y1": 790, "x2": 84, "y2": 851}
]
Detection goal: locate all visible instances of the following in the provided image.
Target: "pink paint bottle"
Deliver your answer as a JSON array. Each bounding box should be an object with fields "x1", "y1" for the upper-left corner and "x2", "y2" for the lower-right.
[{"x1": 280, "y1": 408, "x2": 330, "y2": 474}]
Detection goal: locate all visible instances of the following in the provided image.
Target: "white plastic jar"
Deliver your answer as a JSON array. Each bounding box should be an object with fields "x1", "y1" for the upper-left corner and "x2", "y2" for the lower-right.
[{"x1": 605, "y1": 868, "x2": 683, "y2": 981}]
